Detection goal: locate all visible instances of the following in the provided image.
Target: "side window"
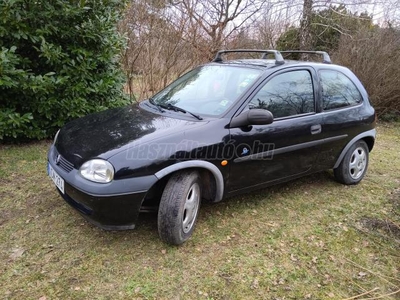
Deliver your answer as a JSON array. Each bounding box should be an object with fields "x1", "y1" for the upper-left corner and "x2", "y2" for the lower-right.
[
  {"x1": 248, "y1": 70, "x2": 314, "y2": 119},
  {"x1": 320, "y1": 70, "x2": 363, "y2": 110}
]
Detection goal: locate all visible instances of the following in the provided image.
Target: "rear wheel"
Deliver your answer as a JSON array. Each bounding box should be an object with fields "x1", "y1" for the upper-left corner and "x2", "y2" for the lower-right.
[
  {"x1": 158, "y1": 170, "x2": 201, "y2": 245},
  {"x1": 334, "y1": 140, "x2": 369, "y2": 185}
]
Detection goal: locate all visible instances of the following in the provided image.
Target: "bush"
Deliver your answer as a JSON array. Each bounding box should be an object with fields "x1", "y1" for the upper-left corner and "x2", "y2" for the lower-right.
[
  {"x1": 333, "y1": 27, "x2": 400, "y2": 117},
  {"x1": 276, "y1": 5, "x2": 372, "y2": 53},
  {"x1": 0, "y1": 0, "x2": 129, "y2": 141}
]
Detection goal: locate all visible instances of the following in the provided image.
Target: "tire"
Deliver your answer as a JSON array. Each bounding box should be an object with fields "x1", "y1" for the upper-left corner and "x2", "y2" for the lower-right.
[
  {"x1": 158, "y1": 170, "x2": 202, "y2": 245},
  {"x1": 334, "y1": 140, "x2": 369, "y2": 185}
]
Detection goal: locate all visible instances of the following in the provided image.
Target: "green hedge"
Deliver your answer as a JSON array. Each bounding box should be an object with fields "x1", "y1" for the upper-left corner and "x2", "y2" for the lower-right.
[{"x1": 0, "y1": 0, "x2": 129, "y2": 141}]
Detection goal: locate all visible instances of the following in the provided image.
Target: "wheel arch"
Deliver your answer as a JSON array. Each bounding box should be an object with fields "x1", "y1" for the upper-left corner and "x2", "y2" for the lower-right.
[
  {"x1": 362, "y1": 136, "x2": 375, "y2": 152},
  {"x1": 154, "y1": 161, "x2": 224, "y2": 202},
  {"x1": 333, "y1": 129, "x2": 376, "y2": 169}
]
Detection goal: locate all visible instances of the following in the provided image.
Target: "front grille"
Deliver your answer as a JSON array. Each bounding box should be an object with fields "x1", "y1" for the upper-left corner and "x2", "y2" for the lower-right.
[{"x1": 53, "y1": 149, "x2": 74, "y2": 173}]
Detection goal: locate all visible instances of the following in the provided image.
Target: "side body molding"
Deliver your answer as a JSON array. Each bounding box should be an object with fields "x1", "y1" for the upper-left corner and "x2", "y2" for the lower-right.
[
  {"x1": 154, "y1": 160, "x2": 225, "y2": 202},
  {"x1": 333, "y1": 129, "x2": 376, "y2": 169}
]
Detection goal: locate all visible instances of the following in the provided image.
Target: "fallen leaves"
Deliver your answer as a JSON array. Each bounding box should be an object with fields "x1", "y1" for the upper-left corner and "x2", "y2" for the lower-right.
[
  {"x1": 357, "y1": 271, "x2": 367, "y2": 279},
  {"x1": 251, "y1": 278, "x2": 259, "y2": 289},
  {"x1": 9, "y1": 247, "x2": 25, "y2": 261}
]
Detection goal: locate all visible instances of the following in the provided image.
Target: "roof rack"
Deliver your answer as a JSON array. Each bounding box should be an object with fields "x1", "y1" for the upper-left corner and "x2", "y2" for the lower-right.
[
  {"x1": 280, "y1": 50, "x2": 332, "y2": 64},
  {"x1": 212, "y1": 49, "x2": 285, "y2": 65}
]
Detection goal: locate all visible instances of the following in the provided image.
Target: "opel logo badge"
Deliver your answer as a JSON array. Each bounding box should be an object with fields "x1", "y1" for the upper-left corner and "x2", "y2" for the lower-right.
[{"x1": 56, "y1": 154, "x2": 61, "y2": 165}]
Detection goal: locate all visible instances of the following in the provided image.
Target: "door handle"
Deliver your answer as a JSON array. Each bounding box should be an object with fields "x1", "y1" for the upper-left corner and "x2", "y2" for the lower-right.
[{"x1": 311, "y1": 124, "x2": 322, "y2": 135}]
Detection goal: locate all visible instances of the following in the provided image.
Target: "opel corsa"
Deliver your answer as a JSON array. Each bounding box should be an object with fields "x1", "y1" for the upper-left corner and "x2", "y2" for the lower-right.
[{"x1": 48, "y1": 50, "x2": 376, "y2": 245}]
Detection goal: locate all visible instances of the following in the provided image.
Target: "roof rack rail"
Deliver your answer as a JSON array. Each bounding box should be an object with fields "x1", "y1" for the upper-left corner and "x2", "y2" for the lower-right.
[
  {"x1": 280, "y1": 50, "x2": 332, "y2": 64},
  {"x1": 212, "y1": 49, "x2": 284, "y2": 65}
]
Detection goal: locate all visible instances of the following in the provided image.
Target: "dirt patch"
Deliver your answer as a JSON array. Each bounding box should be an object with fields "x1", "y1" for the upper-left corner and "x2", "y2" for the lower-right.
[
  {"x1": 0, "y1": 208, "x2": 26, "y2": 226},
  {"x1": 360, "y1": 217, "x2": 400, "y2": 239},
  {"x1": 359, "y1": 188, "x2": 400, "y2": 242},
  {"x1": 390, "y1": 188, "x2": 400, "y2": 213}
]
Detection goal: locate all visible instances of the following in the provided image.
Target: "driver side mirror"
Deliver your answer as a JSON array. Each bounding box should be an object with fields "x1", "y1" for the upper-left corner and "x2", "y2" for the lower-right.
[{"x1": 229, "y1": 109, "x2": 273, "y2": 128}]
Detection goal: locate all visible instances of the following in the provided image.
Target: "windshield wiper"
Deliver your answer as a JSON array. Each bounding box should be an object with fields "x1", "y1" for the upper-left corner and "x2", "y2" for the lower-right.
[
  {"x1": 159, "y1": 103, "x2": 203, "y2": 120},
  {"x1": 148, "y1": 98, "x2": 165, "y2": 113}
]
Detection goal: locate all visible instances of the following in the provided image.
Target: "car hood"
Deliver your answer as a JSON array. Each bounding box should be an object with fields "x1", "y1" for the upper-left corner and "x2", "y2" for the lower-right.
[{"x1": 55, "y1": 104, "x2": 205, "y2": 167}]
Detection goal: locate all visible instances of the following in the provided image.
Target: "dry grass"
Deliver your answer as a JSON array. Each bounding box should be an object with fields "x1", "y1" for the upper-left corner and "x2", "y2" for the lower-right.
[{"x1": 0, "y1": 123, "x2": 399, "y2": 299}]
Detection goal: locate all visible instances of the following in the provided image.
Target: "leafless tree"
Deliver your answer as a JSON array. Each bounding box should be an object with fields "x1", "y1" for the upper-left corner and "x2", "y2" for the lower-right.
[
  {"x1": 119, "y1": 0, "x2": 400, "y2": 115},
  {"x1": 171, "y1": 0, "x2": 267, "y2": 60},
  {"x1": 120, "y1": 1, "x2": 197, "y2": 99}
]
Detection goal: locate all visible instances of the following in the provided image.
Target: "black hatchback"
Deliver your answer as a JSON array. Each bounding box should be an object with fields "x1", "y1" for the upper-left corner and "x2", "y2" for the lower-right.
[{"x1": 48, "y1": 49, "x2": 376, "y2": 245}]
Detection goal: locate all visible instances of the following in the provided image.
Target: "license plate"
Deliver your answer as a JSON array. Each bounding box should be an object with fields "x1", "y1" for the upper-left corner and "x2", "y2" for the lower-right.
[{"x1": 48, "y1": 163, "x2": 65, "y2": 194}]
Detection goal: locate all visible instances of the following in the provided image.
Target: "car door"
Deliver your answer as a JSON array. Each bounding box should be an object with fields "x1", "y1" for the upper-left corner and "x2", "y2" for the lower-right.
[{"x1": 227, "y1": 67, "x2": 323, "y2": 193}]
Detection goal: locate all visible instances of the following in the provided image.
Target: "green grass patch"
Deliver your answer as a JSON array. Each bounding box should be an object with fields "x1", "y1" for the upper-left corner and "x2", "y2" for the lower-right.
[{"x1": 0, "y1": 124, "x2": 399, "y2": 299}]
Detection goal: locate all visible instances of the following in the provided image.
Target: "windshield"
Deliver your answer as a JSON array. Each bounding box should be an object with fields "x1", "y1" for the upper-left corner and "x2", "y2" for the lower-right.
[{"x1": 151, "y1": 65, "x2": 262, "y2": 116}]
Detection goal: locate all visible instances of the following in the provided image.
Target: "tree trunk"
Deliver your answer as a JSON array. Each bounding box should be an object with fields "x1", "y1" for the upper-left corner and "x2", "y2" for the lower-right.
[{"x1": 299, "y1": 0, "x2": 313, "y2": 56}]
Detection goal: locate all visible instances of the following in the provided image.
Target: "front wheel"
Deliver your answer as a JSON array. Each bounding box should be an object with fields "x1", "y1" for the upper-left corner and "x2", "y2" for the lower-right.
[
  {"x1": 158, "y1": 170, "x2": 201, "y2": 245},
  {"x1": 334, "y1": 140, "x2": 369, "y2": 185}
]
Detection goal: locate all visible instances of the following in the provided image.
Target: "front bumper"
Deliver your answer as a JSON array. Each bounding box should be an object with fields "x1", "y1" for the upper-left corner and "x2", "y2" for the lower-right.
[{"x1": 48, "y1": 146, "x2": 158, "y2": 230}]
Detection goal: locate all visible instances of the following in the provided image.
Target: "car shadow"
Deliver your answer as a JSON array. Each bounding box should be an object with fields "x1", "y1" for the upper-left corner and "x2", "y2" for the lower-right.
[
  {"x1": 200, "y1": 170, "x2": 336, "y2": 214},
  {"x1": 71, "y1": 170, "x2": 337, "y2": 246}
]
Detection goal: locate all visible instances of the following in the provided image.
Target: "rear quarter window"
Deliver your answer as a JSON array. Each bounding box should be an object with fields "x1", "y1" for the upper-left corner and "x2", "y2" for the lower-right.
[{"x1": 319, "y1": 70, "x2": 363, "y2": 110}]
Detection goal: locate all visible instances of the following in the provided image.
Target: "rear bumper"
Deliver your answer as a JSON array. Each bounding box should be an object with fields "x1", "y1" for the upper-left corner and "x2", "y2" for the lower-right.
[{"x1": 48, "y1": 146, "x2": 158, "y2": 230}]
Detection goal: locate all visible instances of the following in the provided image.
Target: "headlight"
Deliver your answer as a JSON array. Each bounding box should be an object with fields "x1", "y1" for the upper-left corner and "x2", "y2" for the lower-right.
[
  {"x1": 79, "y1": 159, "x2": 114, "y2": 183},
  {"x1": 53, "y1": 129, "x2": 60, "y2": 145}
]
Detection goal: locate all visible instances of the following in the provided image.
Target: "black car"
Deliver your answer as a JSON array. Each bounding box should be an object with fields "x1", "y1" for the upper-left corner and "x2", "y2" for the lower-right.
[{"x1": 48, "y1": 49, "x2": 376, "y2": 245}]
